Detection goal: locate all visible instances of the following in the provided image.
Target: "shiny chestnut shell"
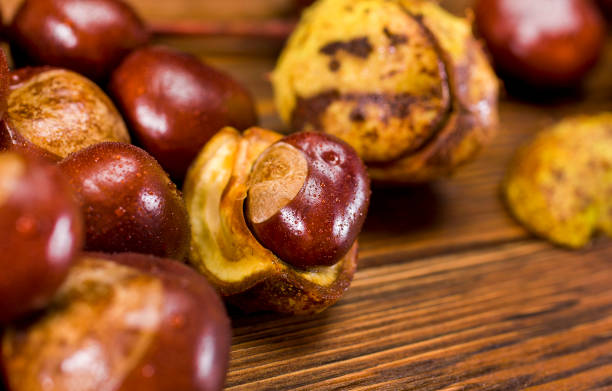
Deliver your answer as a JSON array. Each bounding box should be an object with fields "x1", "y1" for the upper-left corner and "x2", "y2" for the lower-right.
[
  {"x1": 2, "y1": 252, "x2": 231, "y2": 391},
  {"x1": 246, "y1": 131, "x2": 370, "y2": 269},
  {"x1": 0, "y1": 151, "x2": 83, "y2": 323},
  {"x1": 10, "y1": 0, "x2": 150, "y2": 81},
  {"x1": 109, "y1": 45, "x2": 258, "y2": 182},
  {"x1": 58, "y1": 142, "x2": 190, "y2": 260},
  {"x1": 474, "y1": 0, "x2": 606, "y2": 87}
]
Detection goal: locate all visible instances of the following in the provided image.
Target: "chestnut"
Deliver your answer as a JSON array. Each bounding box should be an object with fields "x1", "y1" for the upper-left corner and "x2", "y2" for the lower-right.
[
  {"x1": 10, "y1": 0, "x2": 150, "y2": 81},
  {"x1": 0, "y1": 151, "x2": 83, "y2": 323},
  {"x1": 185, "y1": 127, "x2": 361, "y2": 314},
  {"x1": 109, "y1": 45, "x2": 258, "y2": 182},
  {"x1": 245, "y1": 131, "x2": 370, "y2": 269},
  {"x1": 474, "y1": 0, "x2": 606, "y2": 87},
  {"x1": 0, "y1": 67, "x2": 130, "y2": 160},
  {"x1": 2, "y1": 252, "x2": 231, "y2": 391},
  {"x1": 58, "y1": 142, "x2": 190, "y2": 260}
]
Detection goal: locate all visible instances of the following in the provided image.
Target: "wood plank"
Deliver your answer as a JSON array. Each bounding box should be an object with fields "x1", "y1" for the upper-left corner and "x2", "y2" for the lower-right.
[{"x1": 227, "y1": 239, "x2": 612, "y2": 390}]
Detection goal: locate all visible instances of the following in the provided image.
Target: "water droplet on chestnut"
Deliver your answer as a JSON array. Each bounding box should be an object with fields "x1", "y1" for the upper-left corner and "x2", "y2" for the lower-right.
[
  {"x1": 245, "y1": 131, "x2": 370, "y2": 269},
  {"x1": 474, "y1": 0, "x2": 606, "y2": 87},
  {"x1": 0, "y1": 151, "x2": 83, "y2": 323},
  {"x1": 10, "y1": 0, "x2": 150, "y2": 81},
  {"x1": 58, "y1": 142, "x2": 190, "y2": 260},
  {"x1": 109, "y1": 45, "x2": 258, "y2": 183}
]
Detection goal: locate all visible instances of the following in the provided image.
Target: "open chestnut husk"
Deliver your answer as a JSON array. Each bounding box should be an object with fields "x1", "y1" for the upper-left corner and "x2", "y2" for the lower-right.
[
  {"x1": 184, "y1": 127, "x2": 363, "y2": 314},
  {"x1": 109, "y1": 45, "x2": 258, "y2": 183},
  {"x1": 0, "y1": 151, "x2": 83, "y2": 324},
  {"x1": 9, "y1": 0, "x2": 150, "y2": 82},
  {"x1": 59, "y1": 142, "x2": 190, "y2": 260},
  {"x1": 0, "y1": 67, "x2": 130, "y2": 161},
  {"x1": 504, "y1": 113, "x2": 612, "y2": 248},
  {"x1": 273, "y1": 0, "x2": 498, "y2": 183},
  {"x1": 474, "y1": 0, "x2": 606, "y2": 88},
  {"x1": 2, "y1": 252, "x2": 231, "y2": 391}
]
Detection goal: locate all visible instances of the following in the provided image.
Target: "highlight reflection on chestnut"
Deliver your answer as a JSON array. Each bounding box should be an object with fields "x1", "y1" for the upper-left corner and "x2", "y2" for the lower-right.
[
  {"x1": 59, "y1": 142, "x2": 190, "y2": 260},
  {"x1": 474, "y1": 0, "x2": 605, "y2": 87},
  {"x1": 109, "y1": 45, "x2": 258, "y2": 182},
  {"x1": 0, "y1": 151, "x2": 83, "y2": 323},
  {"x1": 245, "y1": 131, "x2": 370, "y2": 270},
  {"x1": 10, "y1": 0, "x2": 150, "y2": 81}
]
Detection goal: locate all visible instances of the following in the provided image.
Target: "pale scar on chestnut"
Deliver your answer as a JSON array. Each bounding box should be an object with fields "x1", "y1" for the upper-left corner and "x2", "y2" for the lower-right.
[
  {"x1": 0, "y1": 153, "x2": 24, "y2": 207},
  {"x1": 246, "y1": 142, "x2": 308, "y2": 224}
]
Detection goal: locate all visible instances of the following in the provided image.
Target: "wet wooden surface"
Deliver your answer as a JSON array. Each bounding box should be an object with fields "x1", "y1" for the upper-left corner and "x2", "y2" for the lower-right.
[{"x1": 10, "y1": 0, "x2": 608, "y2": 389}]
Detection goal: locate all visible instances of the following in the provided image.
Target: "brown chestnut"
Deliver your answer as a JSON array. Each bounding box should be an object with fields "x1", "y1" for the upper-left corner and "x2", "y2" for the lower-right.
[
  {"x1": 0, "y1": 151, "x2": 83, "y2": 323},
  {"x1": 2, "y1": 252, "x2": 231, "y2": 391},
  {"x1": 10, "y1": 0, "x2": 150, "y2": 81},
  {"x1": 109, "y1": 45, "x2": 258, "y2": 182},
  {"x1": 474, "y1": 0, "x2": 606, "y2": 87},
  {"x1": 58, "y1": 142, "x2": 190, "y2": 260},
  {"x1": 245, "y1": 131, "x2": 370, "y2": 270},
  {"x1": 0, "y1": 67, "x2": 130, "y2": 160}
]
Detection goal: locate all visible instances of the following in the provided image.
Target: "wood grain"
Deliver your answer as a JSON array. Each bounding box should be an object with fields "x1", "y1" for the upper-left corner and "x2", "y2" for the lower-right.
[{"x1": 228, "y1": 240, "x2": 612, "y2": 390}]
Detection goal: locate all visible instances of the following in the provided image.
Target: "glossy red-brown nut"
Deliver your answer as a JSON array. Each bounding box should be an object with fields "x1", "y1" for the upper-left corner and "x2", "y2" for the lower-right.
[
  {"x1": 58, "y1": 142, "x2": 190, "y2": 260},
  {"x1": 109, "y1": 45, "x2": 258, "y2": 182},
  {"x1": 0, "y1": 67, "x2": 130, "y2": 161},
  {"x1": 0, "y1": 151, "x2": 83, "y2": 323},
  {"x1": 474, "y1": 0, "x2": 606, "y2": 87},
  {"x1": 2, "y1": 252, "x2": 231, "y2": 391},
  {"x1": 245, "y1": 131, "x2": 370, "y2": 270},
  {"x1": 10, "y1": 0, "x2": 150, "y2": 81}
]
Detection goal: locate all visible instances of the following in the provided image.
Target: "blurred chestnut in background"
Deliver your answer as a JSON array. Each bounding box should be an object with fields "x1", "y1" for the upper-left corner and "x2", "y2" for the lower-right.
[
  {"x1": 0, "y1": 67, "x2": 130, "y2": 161},
  {"x1": 59, "y1": 142, "x2": 190, "y2": 260},
  {"x1": 474, "y1": 0, "x2": 606, "y2": 88},
  {"x1": 109, "y1": 45, "x2": 258, "y2": 183},
  {"x1": 10, "y1": 0, "x2": 150, "y2": 82},
  {"x1": 246, "y1": 131, "x2": 370, "y2": 270},
  {"x1": 3, "y1": 253, "x2": 231, "y2": 391},
  {"x1": 0, "y1": 151, "x2": 83, "y2": 324}
]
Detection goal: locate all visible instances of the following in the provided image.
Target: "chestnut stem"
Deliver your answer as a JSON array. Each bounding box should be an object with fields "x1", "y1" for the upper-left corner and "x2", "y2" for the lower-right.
[{"x1": 150, "y1": 19, "x2": 297, "y2": 39}]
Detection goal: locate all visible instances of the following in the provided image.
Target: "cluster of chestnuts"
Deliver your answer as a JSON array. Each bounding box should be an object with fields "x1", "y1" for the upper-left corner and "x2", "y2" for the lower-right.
[{"x1": 0, "y1": 0, "x2": 374, "y2": 389}]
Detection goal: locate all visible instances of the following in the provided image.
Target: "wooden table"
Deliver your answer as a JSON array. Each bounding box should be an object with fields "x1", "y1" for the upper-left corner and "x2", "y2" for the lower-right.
[
  {"x1": 70, "y1": 0, "x2": 612, "y2": 388},
  {"x1": 216, "y1": 41, "x2": 612, "y2": 390}
]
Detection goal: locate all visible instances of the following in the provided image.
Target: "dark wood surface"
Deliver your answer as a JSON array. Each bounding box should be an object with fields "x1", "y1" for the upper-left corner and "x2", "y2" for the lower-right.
[{"x1": 24, "y1": 0, "x2": 607, "y2": 388}]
